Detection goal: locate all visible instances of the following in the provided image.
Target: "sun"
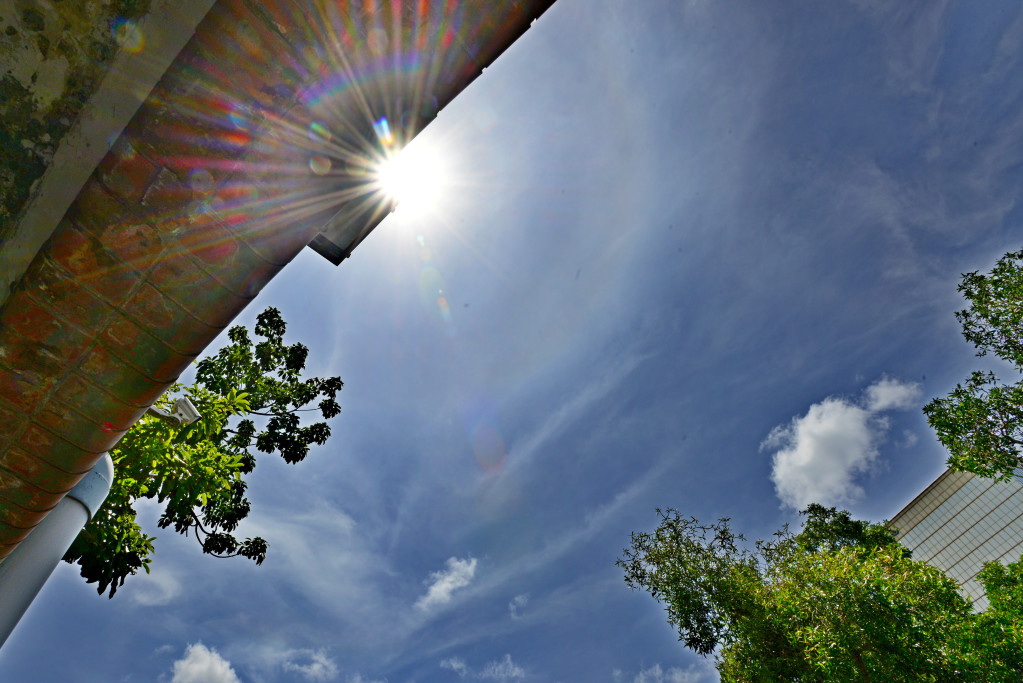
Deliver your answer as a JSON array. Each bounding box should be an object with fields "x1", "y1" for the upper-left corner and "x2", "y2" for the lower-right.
[{"x1": 375, "y1": 137, "x2": 448, "y2": 217}]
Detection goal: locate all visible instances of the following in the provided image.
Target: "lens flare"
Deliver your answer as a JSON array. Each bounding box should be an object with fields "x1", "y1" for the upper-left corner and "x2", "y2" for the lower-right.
[
  {"x1": 461, "y1": 398, "x2": 507, "y2": 472},
  {"x1": 470, "y1": 419, "x2": 505, "y2": 471},
  {"x1": 309, "y1": 155, "x2": 332, "y2": 175},
  {"x1": 308, "y1": 121, "x2": 332, "y2": 145},
  {"x1": 188, "y1": 168, "x2": 215, "y2": 194},
  {"x1": 229, "y1": 103, "x2": 255, "y2": 130},
  {"x1": 437, "y1": 289, "x2": 453, "y2": 326},
  {"x1": 417, "y1": 267, "x2": 453, "y2": 333},
  {"x1": 113, "y1": 19, "x2": 144, "y2": 54},
  {"x1": 373, "y1": 116, "x2": 394, "y2": 147},
  {"x1": 345, "y1": 158, "x2": 369, "y2": 177},
  {"x1": 368, "y1": 27, "x2": 389, "y2": 54},
  {"x1": 111, "y1": 138, "x2": 136, "y2": 161}
]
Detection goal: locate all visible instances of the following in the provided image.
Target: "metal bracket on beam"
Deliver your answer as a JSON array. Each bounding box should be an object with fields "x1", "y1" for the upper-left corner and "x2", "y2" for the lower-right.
[{"x1": 145, "y1": 397, "x2": 201, "y2": 427}]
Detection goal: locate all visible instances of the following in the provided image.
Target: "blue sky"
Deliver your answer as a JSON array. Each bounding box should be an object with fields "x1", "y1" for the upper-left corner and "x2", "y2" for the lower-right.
[{"x1": 4, "y1": 0, "x2": 1023, "y2": 681}]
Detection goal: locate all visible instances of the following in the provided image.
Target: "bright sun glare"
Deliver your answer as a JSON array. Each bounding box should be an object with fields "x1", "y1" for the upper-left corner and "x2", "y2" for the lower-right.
[{"x1": 376, "y1": 140, "x2": 447, "y2": 216}]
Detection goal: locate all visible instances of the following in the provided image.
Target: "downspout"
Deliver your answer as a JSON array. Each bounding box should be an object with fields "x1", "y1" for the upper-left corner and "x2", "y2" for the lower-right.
[{"x1": 0, "y1": 454, "x2": 114, "y2": 648}]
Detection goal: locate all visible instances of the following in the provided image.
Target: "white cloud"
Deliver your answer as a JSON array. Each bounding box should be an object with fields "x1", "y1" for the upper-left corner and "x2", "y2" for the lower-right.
[
  {"x1": 864, "y1": 375, "x2": 922, "y2": 411},
  {"x1": 763, "y1": 377, "x2": 921, "y2": 509},
  {"x1": 764, "y1": 398, "x2": 876, "y2": 508},
  {"x1": 441, "y1": 657, "x2": 470, "y2": 677},
  {"x1": 282, "y1": 649, "x2": 339, "y2": 681},
  {"x1": 613, "y1": 661, "x2": 716, "y2": 683},
  {"x1": 440, "y1": 654, "x2": 525, "y2": 681},
  {"x1": 508, "y1": 593, "x2": 530, "y2": 619},
  {"x1": 479, "y1": 654, "x2": 525, "y2": 680},
  {"x1": 170, "y1": 643, "x2": 240, "y2": 683},
  {"x1": 635, "y1": 665, "x2": 697, "y2": 683},
  {"x1": 246, "y1": 643, "x2": 340, "y2": 682},
  {"x1": 416, "y1": 557, "x2": 477, "y2": 611}
]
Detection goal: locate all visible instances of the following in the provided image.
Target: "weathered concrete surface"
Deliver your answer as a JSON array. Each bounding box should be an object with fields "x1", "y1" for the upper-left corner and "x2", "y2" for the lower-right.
[
  {"x1": 0, "y1": 0, "x2": 217, "y2": 307},
  {"x1": 0, "y1": 1, "x2": 156, "y2": 231}
]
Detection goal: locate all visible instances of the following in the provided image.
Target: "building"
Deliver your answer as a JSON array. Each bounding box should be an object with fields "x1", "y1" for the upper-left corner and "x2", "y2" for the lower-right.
[{"x1": 890, "y1": 469, "x2": 1023, "y2": 609}]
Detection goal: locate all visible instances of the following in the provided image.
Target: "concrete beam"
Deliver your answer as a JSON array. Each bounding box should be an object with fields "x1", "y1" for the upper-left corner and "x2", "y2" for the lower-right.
[{"x1": 0, "y1": 0, "x2": 217, "y2": 309}]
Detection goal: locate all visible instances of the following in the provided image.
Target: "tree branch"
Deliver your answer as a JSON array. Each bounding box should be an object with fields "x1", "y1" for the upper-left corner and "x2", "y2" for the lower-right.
[{"x1": 247, "y1": 408, "x2": 319, "y2": 416}]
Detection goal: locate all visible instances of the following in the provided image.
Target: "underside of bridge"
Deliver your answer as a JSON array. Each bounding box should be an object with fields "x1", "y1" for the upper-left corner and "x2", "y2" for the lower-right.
[{"x1": 0, "y1": 0, "x2": 555, "y2": 560}]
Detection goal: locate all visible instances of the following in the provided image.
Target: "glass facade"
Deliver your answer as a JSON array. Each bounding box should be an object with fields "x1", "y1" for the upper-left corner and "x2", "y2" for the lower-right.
[{"x1": 889, "y1": 469, "x2": 1023, "y2": 609}]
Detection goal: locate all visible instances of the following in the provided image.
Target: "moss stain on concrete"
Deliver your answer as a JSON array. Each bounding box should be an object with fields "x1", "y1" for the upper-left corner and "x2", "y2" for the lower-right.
[{"x1": 0, "y1": 0, "x2": 154, "y2": 235}]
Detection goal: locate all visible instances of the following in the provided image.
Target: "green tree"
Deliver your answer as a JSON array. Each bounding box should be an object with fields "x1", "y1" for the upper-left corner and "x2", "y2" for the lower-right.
[
  {"x1": 63, "y1": 307, "x2": 343, "y2": 598},
  {"x1": 924, "y1": 249, "x2": 1023, "y2": 481},
  {"x1": 619, "y1": 505, "x2": 1023, "y2": 682}
]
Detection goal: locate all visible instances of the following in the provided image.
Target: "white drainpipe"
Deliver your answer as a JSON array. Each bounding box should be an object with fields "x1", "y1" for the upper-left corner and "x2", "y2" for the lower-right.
[{"x1": 0, "y1": 453, "x2": 114, "y2": 649}]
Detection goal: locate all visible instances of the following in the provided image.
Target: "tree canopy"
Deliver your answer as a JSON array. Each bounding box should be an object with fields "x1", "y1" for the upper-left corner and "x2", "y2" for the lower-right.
[
  {"x1": 619, "y1": 505, "x2": 1023, "y2": 682},
  {"x1": 63, "y1": 307, "x2": 343, "y2": 597},
  {"x1": 924, "y1": 249, "x2": 1023, "y2": 481}
]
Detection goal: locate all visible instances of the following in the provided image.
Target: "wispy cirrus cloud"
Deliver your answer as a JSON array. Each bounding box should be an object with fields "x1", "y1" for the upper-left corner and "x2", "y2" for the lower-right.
[
  {"x1": 441, "y1": 656, "x2": 470, "y2": 677},
  {"x1": 130, "y1": 566, "x2": 182, "y2": 606},
  {"x1": 347, "y1": 674, "x2": 387, "y2": 683},
  {"x1": 440, "y1": 654, "x2": 525, "y2": 681},
  {"x1": 843, "y1": 0, "x2": 950, "y2": 91},
  {"x1": 282, "y1": 649, "x2": 340, "y2": 682},
  {"x1": 508, "y1": 593, "x2": 529, "y2": 620},
  {"x1": 505, "y1": 347, "x2": 650, "y2": 474},
  {"x1": 479, "y1": 654, "x2": 526, "y2": 680},
  {"x1": 248, "y1": 644, "x2": 341, "y2": 682}
]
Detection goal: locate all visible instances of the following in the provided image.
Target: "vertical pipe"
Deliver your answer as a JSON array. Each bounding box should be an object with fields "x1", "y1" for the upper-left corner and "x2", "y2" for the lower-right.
[{"x1": 0, "y1": 453, "x2": 114, "y2": 649}]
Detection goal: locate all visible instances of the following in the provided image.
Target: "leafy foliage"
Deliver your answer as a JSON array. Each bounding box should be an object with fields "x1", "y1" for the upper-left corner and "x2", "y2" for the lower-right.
[
  {"x1": 619, "y1": 505, "x2": 1023, "y2": 682},
  {"x1": 924, "y1": 250, "x2": 1023, "y2": 480},
  {"x1": 63, "y1": 308, "x2": 342, "y2": 598}
]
